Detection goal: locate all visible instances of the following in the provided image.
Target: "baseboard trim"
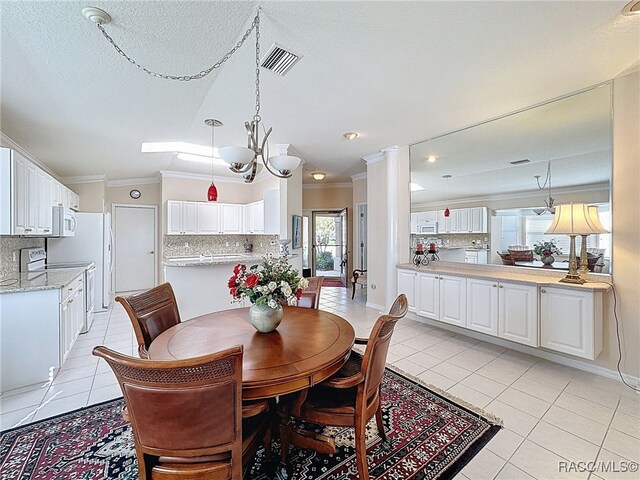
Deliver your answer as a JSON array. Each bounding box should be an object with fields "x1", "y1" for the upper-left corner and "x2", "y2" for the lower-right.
[
  {"x1": 366, "y1": 301, "x2": 385, "y2": 312},
  {"x1": 405, "y1": 312, "x2": 640, "y2": 387}
]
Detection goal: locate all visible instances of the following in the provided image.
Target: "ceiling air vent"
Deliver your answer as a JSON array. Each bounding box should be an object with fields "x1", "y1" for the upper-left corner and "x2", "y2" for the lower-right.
[
  {"x1": 509, "y1": 159, "x2": 531, "y2": 165},
  {"x1": 260, "y1": 43, "x2": 302, "y2": 76}
]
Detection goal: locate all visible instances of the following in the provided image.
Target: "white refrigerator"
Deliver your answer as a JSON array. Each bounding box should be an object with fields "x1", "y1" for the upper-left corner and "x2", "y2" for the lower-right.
[{"x1": 48, "y1": 212, "x2": 112, "y2": 311}]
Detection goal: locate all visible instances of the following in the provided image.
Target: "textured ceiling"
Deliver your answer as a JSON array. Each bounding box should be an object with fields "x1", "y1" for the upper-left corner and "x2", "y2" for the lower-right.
[{"x1": 1, "y1": 1, "x2": 638, "y2": 184}]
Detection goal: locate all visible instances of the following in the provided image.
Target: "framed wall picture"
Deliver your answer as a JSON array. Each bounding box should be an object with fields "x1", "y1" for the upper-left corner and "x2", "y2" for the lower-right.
[{"x1": 292, "y1": 215, "x2": 303, "y2": 249}]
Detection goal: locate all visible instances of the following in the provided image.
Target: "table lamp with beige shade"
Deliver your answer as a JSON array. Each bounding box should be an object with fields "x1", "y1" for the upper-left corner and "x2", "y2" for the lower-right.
[
  {"x1": 578, "y1": 206, "x2": 609, "y2": 275},
  {"x1": 545, "y1": 203, "x2": 607, "y2": 284}
]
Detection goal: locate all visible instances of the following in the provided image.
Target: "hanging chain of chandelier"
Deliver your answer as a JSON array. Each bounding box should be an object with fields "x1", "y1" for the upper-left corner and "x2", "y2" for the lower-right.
[
  {"x1": 83, "y1": 6, "x2": 301, "y2": 183},
  {"x1": 533, "y1": 159, "x2": 556, "y2": 215}
]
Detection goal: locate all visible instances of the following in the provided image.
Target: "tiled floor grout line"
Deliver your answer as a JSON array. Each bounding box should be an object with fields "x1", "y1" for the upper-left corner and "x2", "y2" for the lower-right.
[{"x1": 587, "y1": 397, "x2": 620, "y2": 480}]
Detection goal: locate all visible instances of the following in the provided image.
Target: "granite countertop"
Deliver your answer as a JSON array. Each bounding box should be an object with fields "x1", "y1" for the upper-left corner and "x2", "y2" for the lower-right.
[
  {"x1": 0, "y1": 267, "x2": 86, "y2": 294},
  {"x1": 397, "y1": 262, "x2": 612, "y2": 292}
]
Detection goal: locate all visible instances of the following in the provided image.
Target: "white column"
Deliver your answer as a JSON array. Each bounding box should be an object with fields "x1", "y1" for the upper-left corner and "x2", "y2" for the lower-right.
[{"x1": 383, "y1": 146, "x2": 400, "y2": 311}]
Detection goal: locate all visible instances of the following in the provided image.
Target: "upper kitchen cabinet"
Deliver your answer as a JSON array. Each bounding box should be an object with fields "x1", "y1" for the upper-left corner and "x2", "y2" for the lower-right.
[
  {"x1": 244, "y1": 201, "x2": 264, "y2": 234},
  {"x1": 263, "y1": 189, "x2": 280, "y2": 235},
  {"x1": 167, "y1": 200, "x2": 198, "y2": 235},
  {"x1": 0, "y1": 147, "x2": 77, "y2": 236},
  {"x1": 221, "y1": 203, "x2": 243, "y2": 233}
]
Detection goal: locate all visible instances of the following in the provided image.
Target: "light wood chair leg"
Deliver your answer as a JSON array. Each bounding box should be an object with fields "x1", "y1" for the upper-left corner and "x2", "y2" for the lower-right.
[
  {"x1": 375, "y1": 400, "x2": 387, "y2": 442},
  {"x1": 354, "y1": 418, "x2": 370, "y2": 480}
]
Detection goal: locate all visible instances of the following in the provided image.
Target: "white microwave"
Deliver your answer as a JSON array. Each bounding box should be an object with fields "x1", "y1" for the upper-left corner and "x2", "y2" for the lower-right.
[
  {"x1": 52, "y1": 206, "x2": 76, "y2": 237},
  {"x1": 419, "y1": 222, "x2": 438, "y2": 234}
]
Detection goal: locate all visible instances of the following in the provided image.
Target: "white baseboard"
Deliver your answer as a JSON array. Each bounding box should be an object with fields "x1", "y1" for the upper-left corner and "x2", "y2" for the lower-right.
[
  {"x1": 405, "y1": 312, "x2": 640, "y2": 388},
  {"x1": 365, "y1": 301, "x2": 385, "y2": 312}
]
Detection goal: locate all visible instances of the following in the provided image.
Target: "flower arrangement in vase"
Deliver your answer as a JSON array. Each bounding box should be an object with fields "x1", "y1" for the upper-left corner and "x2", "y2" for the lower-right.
[
  {"x1": 533, "y1": 239, "x2": 562, "y2": 265},
  {"x1": 228, "y1": 255, "x2": 308, "y2": 332}
]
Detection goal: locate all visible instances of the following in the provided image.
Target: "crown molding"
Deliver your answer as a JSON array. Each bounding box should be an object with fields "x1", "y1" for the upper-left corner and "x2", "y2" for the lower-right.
[
  {"x1": 381, "y1": 145, "x2": 400, "y2": 153},
  {"x1": 411, "y1": 182, "x2": 610, "y2": 209},
  {"x1": 351, "y1": 172, "x2": 367, "y2": 181},
  {"x1": 303, "y1": 182, "x2": 353, "y2": 190},
  {"x1": 62, "y1": 174, "x2": 107, "y2": 184},
  {"x1": 107, "y1": 176, "x2": 161, "y2": 187},
  {"x1": 362, "y1": 152, "x2": 384, "y2": 165},
  {"x1": 0, "y1": 131, "x2": 59, "y2": 179}
]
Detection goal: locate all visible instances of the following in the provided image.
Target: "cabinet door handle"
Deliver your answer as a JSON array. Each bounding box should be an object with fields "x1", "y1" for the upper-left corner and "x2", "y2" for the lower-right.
[
  {"x1": 499, "y1": 285, "x2": 504, "y2": 288},
  {"x1": 24, "y1": 228, "x2": 32, "y2": 232},
  {"x1": 68, "y1": 299, "x2": 74, "y2": 304},
  {"x1": 541, "y1": 289, "x2": 546, "y2": 293},
  {"x1": 492, "y1": 284, "x2": 497, "y2": 287},
  {"x1": 68, "y1": 287, "x2": 73, "y2": 291}
]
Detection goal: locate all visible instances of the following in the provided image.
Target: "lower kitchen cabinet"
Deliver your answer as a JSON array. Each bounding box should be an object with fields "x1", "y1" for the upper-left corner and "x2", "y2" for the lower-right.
[
  {"x1": 415, "y1": 272, "x2": 466, "y2": 327},
  {"x1": 497, "y1": 282, "x2": 539, "y2": 347},
  {"x1": 540, "y1": 286, "x2": 603, "y2": 360},
  {"x1": 0, "y1": 273, "x2": 85, "y2": 392},
  {"x1": 397, "y1": 269, "x2": 417, "y2": 312},
  {"x1": 466, "y1": 278, "x2": 499, "y2": 336}
]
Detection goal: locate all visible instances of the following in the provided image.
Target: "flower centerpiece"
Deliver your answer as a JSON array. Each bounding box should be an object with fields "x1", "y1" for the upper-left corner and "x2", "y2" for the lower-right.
[
  {"x1": 228, "y1": 255, "x2": 309, "y2": 332},
  {"x1": 533, "y1": 239, "x2": 562, "y2": 265}
]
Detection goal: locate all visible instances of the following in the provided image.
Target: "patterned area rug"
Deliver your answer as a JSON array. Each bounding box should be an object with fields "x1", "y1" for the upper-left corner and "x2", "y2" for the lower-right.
[
  {"x1": 0, "y1": 370, "x2": 500, "y2": 480},
  {"x1": 322, "y1": 279, "x2": 345, "y2": 287}
]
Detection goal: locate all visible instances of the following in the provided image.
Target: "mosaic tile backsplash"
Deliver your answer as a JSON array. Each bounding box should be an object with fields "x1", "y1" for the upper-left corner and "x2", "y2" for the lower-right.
[
  {"x1": 163, "y1": 234, "x2": 279, "y2": 258},
  {"x1": 411, "y1": 233, "x2": 489, "y2": 250},
  {"x1": 0, "y1": 236, "x2": 45, "y2": 280}
]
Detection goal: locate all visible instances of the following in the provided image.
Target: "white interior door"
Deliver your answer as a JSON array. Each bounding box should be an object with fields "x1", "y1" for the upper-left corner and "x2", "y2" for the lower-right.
[{"x1": 113, "y1": 205, "x2": 157, "y2": 293}]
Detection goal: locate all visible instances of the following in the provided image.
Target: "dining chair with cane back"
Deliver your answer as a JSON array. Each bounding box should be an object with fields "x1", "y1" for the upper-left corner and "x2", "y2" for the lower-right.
[
  {"x1": 116, "y1": 283, "x2": 181, "y2": 359},
  {"x1": 281, "y1": 294, "x2": 408, "y2": 480},
  {"x1": 92, "y1": 345, "x2": 271, "y2": 480},
  {"x1": 298, "y1": 276, "x2": 324, "y2": 309}
]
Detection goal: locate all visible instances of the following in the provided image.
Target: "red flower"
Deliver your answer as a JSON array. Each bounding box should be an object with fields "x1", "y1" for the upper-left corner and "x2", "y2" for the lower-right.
[
  {"x1": 233, "y1": 264, "x2": 246, "y2": 275},
  {"x1": 230, "y1": 287, "x2": 238, "y2": 297},
  {"x1": 295, "y1": 288, "x2": 302, "y2": 300},
  {"x1": 228, "y1": 276, "x2": 237, "y2": 288},
  {"x1": 245, "y1": 273, "x2": 259, "y2": 288}
]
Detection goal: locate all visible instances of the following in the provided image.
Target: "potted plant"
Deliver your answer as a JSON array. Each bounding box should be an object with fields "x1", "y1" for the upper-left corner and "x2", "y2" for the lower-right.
[
  {"x1": 228, "y1": 255, "x2": 308, "y2": 332},
  {"x1": 533, "y1": 239, "x2": 562, "y2": 265}
]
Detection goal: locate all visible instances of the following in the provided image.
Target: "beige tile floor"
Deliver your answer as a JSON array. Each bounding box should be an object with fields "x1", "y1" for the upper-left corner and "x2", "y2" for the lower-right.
[{"x1": 1, "y1": 286, "x2": 638, "y2": 480}]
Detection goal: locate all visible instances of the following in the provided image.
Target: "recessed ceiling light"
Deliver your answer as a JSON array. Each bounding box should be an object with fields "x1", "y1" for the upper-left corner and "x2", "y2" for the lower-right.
[
  {"x1": 622, "y1": 0, "x2": 640, "y2": 15},
  {"x1": 427, "y1": 155, "x2": 437, "y2": 163},
  {"x1": 409, "y1": 183, "x2": 425, "y2": 191},
  {"x1": 343, "y1": 132, "x2": 358, "y2": 140},
  {"x1": 311, "y1": 171, "x2": 327, "y2": 181}
]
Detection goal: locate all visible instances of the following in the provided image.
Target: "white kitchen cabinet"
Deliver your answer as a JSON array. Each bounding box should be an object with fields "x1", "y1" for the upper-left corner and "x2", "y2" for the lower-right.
[
  {"x1": 437, "y1": 209, "x2": 459, "y2": 233},
  {"x1": 60, "y1": 277, "x2": 85, "y2": 365},
  {"x1": 221, "y1": 204, "x2": 243, "y2": 233},
  {"x1": 498, "y1": 282, "x2": 538, "y2": 347},
  {"x1": 37, "y1": 170, "x2": 54, "y2": 235},
  {"x1": 166, "y1": 200, "x2": 198, "y2": 235},
  {"x1": 410, "y1": 213, "x2": 418, "y2": 234},
  {"x1": 197, "y1": 202, "x2": 220, "y2": 234},
  {"x1": 466, "y1": 278, "x2": 499, "y2": 336},
  {"x1": 244, "y1": 201, "x2": 264, "y2": 234},
  {"x1": 0, "y1": 272, "x2": 84, "y2": 392},
  {"x1": 416, "y1": 272, "x2": 466, "y2": 326},
  {"x1": 1, "y1": 148, "x2": 79, "y2": 237},
  {"x1": 465, "y1": 249, "x2": 488, "y2": 264},
  {"x1": 540, "y1": 287, "x2": 603, "y2": 360},
  {"x1": 397, "y1": 269, "x2": 417, "y2": 312}
]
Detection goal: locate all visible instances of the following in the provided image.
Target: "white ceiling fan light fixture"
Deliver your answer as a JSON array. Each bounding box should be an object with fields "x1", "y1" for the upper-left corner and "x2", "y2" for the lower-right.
[
  {"x1": 311, "y1": 171, "x2": 327, "y2": 181},
  {"x1": 343, "y1": 132, "x2": 359, "y2": 140},
  {"x1": 622, "y1": 0, "x2": 640, "y2": 16}
]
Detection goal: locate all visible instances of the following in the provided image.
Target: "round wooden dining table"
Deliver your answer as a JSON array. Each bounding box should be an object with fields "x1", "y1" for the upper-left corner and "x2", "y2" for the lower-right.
[{"x1": 148, "y1": 306, "x2": 356, "y2": 401}]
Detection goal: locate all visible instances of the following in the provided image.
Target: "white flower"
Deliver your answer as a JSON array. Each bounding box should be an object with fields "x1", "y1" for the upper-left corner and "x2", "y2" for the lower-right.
[
  {"x1": 282, "y1": 285, "x2": 292, "y2": 296},
  {"x1": 268, "y1": 281, "x2": 277, "y2": 291},
  {"x1": 268, "y1": 299, "x2": 277, "y2": 309},
  {"x1": 287, "y1": 295, "x2": 297, "y2": 306},
  {"x1": 299, "y1": 278, "x2": 309, "y2": 289}
]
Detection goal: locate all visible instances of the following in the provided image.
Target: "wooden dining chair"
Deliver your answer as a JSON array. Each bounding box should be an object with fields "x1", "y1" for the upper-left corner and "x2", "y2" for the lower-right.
[
  {"x1": 93, "y1": 345, "x2": 271, "y2": 480},
  {"x1": 282, "y1": 294, "x2": 408, "y2": 480},
  {"x1": 298, "y1": 276, "x2": 324, "y2": 309},
  {"x1": 116, "y1": 283, "x2": 181, "y2": 359}
]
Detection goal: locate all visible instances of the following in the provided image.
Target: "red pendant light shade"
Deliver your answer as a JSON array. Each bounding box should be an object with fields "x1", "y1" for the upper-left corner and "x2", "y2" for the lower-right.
[
  {"x1": 207, "y1": 182, "x2": 218, "y2": 202},
  {"x1": 444, "y1": 207, "x2": 450, "y2": 217}
]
